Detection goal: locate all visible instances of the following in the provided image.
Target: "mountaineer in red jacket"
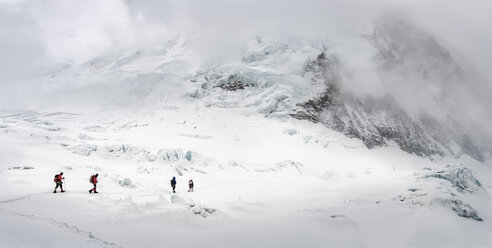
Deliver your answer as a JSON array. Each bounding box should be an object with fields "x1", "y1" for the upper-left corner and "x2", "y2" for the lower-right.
[
  {"x1": 89, "y1": 173, "x2": 99, "y2": 194},
  {"x1": 53, "y1": 172, "x2": 65, "y2": 193}
]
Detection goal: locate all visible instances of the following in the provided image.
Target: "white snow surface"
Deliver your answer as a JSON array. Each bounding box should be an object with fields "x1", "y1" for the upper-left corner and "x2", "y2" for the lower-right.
[
  {"x1": 0, "y1": 18, "x2": 491, "y2": 248},
  {"x1": 0, "y1": 106, "x2": 491, "y2": 248}
]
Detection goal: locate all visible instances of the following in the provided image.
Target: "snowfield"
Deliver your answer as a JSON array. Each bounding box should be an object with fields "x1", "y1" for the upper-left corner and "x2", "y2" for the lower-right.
[
  {"x1": 1, "y1": 4, "x2": 492, "y2": 247},
  {"x1": 1, "y1": 107, "x2": 491, "y2": 248}
]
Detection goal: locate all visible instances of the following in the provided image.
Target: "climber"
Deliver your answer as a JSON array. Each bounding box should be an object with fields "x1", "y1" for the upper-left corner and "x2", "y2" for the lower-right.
[
  {"x1": 188, "y1": 179, "x2": 194, "y2": 192},
  {"x1": 89, "y1": 173, "x2": 99, "y2": 194},
  {"x1": 53, "y1": 172, "x2": 65, "y2": 193},
  {"x1": 170, "y1": 176, "x2": 177, "y2": 193}
]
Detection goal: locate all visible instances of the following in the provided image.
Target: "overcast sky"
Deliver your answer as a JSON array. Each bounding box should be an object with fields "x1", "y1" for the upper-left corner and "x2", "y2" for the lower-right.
[{"x1": 0, "y1": 0, "x2": 491, "y2": 110}]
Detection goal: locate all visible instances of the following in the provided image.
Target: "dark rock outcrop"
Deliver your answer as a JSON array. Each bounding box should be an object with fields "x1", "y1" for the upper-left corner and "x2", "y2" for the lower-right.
[
  {"x1": 291, "y1": 52, "x2": 444, "y2": 157},
  {"x1": 291, "y1": 18, "x2": 485, "y2": 161},
  {"x1": 218, "y1": 80, "x2": 255, "y2": 91}
]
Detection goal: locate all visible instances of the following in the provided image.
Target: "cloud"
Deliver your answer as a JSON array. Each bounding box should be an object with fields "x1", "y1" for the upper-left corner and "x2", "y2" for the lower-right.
[
  {"x1": 0, "y1": 0, "x2": 491, "y2": 119},
  {"x1": 23, "y1": 0, "x2": 135, "y2": 62},
  {"x1": 0, "y1": 3, "x2": 44, "y2": 107}
]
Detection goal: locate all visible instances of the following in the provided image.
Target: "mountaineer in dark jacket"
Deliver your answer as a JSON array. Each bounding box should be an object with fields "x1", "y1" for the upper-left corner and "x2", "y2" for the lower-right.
[{"x1": 170, "y1": 176, "x2": 177, "y2": 193}]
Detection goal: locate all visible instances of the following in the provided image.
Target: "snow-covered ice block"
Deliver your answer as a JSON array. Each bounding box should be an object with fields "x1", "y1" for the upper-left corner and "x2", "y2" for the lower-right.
[
  {"x1": 70, "y1": 144, "x2": 97, "y2": 156},
  {"x1": 118, "y1": 178, "x2": 135, "y2": 188},
  {"x1": 170, "y1": 194, "x2": 195, "y2": 207},
  {"x1": 284, "y1": 129, "x2": 298, "y2": 136},
  {"x1": 191, "y1": 205, "x2": 202, "y2": 214},
  {"x1": 431, "y1": 197, "x2": 482, "y2": 221},
  {"x1": 425, "y1": 167, "x2": 482, "y2": 193},
  {"x1": 100, "y1": 144, "x2": 155, "y2": 162},
  {"x1": 156, "y1": 149, "x2": 185, "y2": 163},
  {"x1": 8, "y1": 166, "x2": 35, "y2": 170}
]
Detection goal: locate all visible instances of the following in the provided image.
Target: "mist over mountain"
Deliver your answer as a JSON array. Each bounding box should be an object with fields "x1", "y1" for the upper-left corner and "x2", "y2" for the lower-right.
[
  {"x1": 1, "y1": 1, "x2": 492, "y2": 247},
  {"x1": 3, "y1": 0, "x2": 490, "y2": 159}
]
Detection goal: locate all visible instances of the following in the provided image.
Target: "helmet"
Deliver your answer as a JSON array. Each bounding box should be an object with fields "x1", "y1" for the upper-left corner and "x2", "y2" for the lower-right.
[
  {"x1": 95, "y1": 173, "x2": 99, "y2": 177},
  {"x1": 60, "y1": 172, "x2": 64, "y2": 175}
]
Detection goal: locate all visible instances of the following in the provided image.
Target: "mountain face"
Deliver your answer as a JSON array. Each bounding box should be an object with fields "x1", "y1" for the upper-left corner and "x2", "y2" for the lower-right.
[
  {"x1": 290, "y1": 49, "x2": 483, "y2": 161},
  {"x1": 43, "y1": 18, "x2": 487, "y2": 162},
  {"x1": 188, "y1": 20, "x2": 486, "y2": 162},
  {"x1": 290, "y1": 52, "x2": 445, "y2": 158}
]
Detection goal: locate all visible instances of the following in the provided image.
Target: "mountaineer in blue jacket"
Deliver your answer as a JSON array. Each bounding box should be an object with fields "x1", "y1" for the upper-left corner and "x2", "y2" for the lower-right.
[{"x1": 170, "y1": 176, "x2": 177, "y2": 193}]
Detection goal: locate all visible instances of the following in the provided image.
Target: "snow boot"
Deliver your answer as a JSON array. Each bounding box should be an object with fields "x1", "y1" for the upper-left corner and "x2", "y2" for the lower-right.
[
  {"x1": 94, "y1": 191, "x2": 98, "y2": 194},
  {"x1": 61, "y1": 190, "x2": 65, "y2": 193}
]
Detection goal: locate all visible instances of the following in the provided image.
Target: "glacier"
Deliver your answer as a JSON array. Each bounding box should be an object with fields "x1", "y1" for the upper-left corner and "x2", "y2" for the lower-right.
[{"x1": 1, "y1": 5, "x2": 492, "y2": 248}]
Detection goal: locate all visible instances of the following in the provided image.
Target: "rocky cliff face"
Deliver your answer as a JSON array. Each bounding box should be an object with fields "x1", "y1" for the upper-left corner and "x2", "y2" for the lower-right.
[
  {"x1": 290, "y1": 19, "x2": 484, "y2": 161},
  {"x1": 290, "y1": 52, "x2": 445, "y2": 158}
]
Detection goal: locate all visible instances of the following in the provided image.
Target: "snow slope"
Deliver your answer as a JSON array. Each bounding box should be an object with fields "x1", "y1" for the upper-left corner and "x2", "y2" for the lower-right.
[
  {"x1": 1, "y1": 15, "x2": 492, "y2": 248},
  {"x1": 1, "y1": 106, "x2": 491, "y2": 248}
]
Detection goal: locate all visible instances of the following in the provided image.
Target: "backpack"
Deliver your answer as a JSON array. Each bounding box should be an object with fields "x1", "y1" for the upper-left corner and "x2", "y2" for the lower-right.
[
  {"x1": 90, "y1": 175, "x2": 94, "y2": 183},
  {"x1": 54, "y1": 174, "x2": 59, "y2": 182}
]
